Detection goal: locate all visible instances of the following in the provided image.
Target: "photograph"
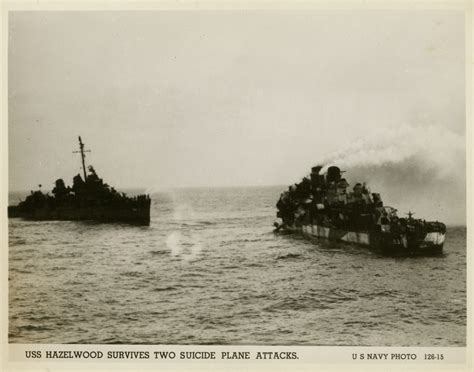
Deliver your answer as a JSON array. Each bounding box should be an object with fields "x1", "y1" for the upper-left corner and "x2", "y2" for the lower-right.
[{"x1": 6, "y1": 5, "x2": 467, "y2": 351}]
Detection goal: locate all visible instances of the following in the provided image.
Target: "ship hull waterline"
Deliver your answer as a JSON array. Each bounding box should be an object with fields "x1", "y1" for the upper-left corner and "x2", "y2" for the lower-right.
[
  {"x1": 283, "y1": 223, "x2": 445, "y2": 254},
  {"x1": 8, "y1": 205, "x2": 150, "y2": 226}
]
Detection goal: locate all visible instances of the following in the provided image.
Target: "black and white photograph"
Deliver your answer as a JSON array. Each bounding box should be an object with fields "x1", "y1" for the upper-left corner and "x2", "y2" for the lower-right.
[{"x1": 4, "y1": 1, "x2": 469, "y2": 364}]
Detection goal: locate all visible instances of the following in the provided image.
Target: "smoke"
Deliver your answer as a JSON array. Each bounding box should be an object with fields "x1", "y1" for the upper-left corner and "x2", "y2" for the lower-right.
[{"x1": 320, "y1": 124, "x2": 466, "y2": 225}]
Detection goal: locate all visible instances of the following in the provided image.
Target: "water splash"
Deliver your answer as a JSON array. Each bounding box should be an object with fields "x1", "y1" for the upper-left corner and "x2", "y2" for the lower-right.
[
  {"x1": 166, "y1": 231, "x2": 203, "y2": 262},
  {"x1": 165, "y1": 193, "x2": 203, "y2": 262}
]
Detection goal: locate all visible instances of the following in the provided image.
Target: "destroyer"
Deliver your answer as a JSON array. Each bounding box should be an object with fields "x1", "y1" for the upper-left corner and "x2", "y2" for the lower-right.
[
  {"x1": 275, "y1": 165, "x2": 446, "y2": 254},
  {"x1": 8, "y1": 136, "x2": 151, "y2": 225}
]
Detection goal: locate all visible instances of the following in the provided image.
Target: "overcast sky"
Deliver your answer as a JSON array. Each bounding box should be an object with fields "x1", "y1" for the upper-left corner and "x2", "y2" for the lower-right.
[{"x1": 9, "y1": 10, "x2": 465, "y2": 192}]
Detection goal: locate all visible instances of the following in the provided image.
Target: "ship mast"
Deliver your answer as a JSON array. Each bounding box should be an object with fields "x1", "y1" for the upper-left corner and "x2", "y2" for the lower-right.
[{"x1": 73, "y1": 136, "x2": 91, "y2": 181}]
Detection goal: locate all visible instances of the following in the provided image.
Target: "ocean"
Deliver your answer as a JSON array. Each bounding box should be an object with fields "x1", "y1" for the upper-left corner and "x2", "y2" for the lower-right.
[{"x1": 8, "y1": 186, "x2": 466, "y2": 345}]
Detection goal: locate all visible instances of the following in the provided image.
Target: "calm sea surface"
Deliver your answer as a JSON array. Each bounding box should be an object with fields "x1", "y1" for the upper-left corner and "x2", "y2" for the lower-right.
[{"x1": 8, "y1": 186, "x2": 466, "y2": 345}]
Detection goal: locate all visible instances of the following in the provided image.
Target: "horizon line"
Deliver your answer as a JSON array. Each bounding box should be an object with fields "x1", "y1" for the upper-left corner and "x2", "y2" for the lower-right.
[{"x1": 8, "y1": 184, "x2": 288, "y2": 193}]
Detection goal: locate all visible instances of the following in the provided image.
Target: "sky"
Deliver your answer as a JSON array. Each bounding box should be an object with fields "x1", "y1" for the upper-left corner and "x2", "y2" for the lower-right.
[{"x1": 8, "y1": 9, "x2": 466, "y2": 223}]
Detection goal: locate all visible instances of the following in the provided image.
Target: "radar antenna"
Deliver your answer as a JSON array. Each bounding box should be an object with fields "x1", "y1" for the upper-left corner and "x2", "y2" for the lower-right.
[{"x1": 73, "y1": 136, "x2": 91, "y2": 181}]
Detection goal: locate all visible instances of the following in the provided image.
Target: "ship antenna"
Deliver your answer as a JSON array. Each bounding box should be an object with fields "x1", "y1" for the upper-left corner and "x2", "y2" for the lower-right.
[{"x1": 73, "y1": 136, "x2": 91, "y2": 181}]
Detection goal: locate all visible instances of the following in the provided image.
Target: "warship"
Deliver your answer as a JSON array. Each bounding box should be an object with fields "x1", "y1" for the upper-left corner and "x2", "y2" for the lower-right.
[
  {"x1": 274, "y1": 165, "x2": 446, "y2": 254},
  {"x1": 8, "y1": 136, "x2": 151, "y2": 225}
]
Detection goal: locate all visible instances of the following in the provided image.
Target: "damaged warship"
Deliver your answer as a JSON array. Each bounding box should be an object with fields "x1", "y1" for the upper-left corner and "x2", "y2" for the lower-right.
[
  {"x1": 275, "y1": 165, "x2": 446, "y2": 254},
  {"x1": 8, "y1": 136, "x2": 151, "y2": 225}
]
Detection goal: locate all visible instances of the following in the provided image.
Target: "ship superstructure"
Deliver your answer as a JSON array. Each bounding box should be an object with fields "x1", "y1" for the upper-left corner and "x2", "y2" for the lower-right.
[
  {"x1": 8, "y1": 136, "x2": 151, "y2": 225},
  {"x1": 275, "y1": 165, "x2": 446, "y2": 253}
]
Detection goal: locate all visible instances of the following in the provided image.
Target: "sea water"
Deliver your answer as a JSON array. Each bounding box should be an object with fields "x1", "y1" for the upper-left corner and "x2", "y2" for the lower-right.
[{"x1": 8, "y1": 186, "x2": 466, "y2": 345}]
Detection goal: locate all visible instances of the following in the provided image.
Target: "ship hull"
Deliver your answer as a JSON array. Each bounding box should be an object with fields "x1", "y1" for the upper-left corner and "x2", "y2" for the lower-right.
[
  {"x1": 8, "y1": 204, "x2": 150, "y2": 226},
  {"x1": 284, "y1": 223, "x2": 444, "y2": 254}
]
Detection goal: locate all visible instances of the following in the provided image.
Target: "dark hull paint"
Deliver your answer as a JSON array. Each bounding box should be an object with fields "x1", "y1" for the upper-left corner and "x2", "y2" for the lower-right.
[{"x1": 8, "y1": 204, "x2": 150, "y2": 226}]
